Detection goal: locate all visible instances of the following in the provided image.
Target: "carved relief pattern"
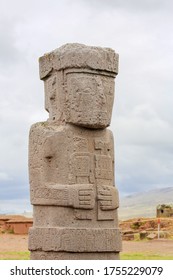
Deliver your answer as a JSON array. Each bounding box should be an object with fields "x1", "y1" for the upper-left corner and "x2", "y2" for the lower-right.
[
  {"x1": 66, "y1": 73, "x2": 114, "y2": 128},
  {"x1": 45, "y1": 73, "x2": 57, "y2": 119}
]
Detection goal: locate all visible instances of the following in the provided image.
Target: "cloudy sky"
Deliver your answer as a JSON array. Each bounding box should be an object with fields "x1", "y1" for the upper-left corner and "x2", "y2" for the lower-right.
[{"x1": 0, "y1": 0, "x2": 173, "y2": 213}]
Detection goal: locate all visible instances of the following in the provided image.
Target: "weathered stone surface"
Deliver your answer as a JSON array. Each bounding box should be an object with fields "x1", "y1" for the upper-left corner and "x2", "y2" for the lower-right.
[
  {"x1": 28, "y1": 43, "x2": 121, "y2": 259},
  {"x1": 122, "y1": 234, "x2": 135, "y2": 241},
  {"x1": 147, "y1": 233, "x2": 157, "y2": 240},
  {"x1": 41, "y1": 66, "x2": 116, "y2": 128},
  {"x1": 29, "y1": 228, "x2": 121, "y2": 252},
  {"x1": 140, "y1": 231, "x2": 147, "y2": 240},
  {"x1": 30, "y1": 252, "x2": 120, "y2": 260},
  {"x1": 157, "y1": 204, "x2": 173, "y2": 218},
  {"x1": 39, "y1": 43, "x2": 119, "y2": 79}
]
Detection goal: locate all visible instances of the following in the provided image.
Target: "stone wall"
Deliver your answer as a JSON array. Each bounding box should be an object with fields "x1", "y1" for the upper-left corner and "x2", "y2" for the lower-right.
[
  {"x1": 0, "y1": 216, "x2": 33, "y2": 234},
  {"x1": 157, "y1": 204, "x2": 173, "y2": 218}
]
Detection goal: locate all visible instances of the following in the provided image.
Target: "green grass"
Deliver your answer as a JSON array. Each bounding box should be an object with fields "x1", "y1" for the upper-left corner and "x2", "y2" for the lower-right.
[
  {"x1": 121, "y1": 253, "x2": 173, "y2": 260},
  {"x1": 0, "y1": 251, "x2": 30, "y2": 260},
  {"x1": 1, "y1": 251, "x2": 173, "y2": 260}
]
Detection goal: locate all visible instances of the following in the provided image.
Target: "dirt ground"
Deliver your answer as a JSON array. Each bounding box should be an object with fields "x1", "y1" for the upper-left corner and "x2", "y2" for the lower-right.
[
  {"x1": 0, "y1": 234, "x2": 173, "y2": 257},
  {"x1": 123, "y1": 240, "x2": 173, "y2": 256},
  {"x1": 0, "y1": 234, "x2": 28, "y2": 252}
]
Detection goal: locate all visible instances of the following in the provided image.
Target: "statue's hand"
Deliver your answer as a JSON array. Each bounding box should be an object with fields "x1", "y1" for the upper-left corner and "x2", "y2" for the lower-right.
[
  {"x1": 97, "y1": 186, "x2": 119, "y2": 210},
  {"x1": 73, "y1": 185, "x2": 95, "y2": 209}
]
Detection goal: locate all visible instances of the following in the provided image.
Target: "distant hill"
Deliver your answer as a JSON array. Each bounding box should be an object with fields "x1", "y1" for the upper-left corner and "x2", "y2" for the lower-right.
[
  {"x1": 1, "y1": 188, "x2": 173, "y2": 221},
  {"x1": 119, "y1": 187, "x2": 173, "y2": 220}
]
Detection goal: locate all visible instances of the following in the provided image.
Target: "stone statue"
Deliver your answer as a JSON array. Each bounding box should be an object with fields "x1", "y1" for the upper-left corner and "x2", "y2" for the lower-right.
[{"x1": 28, "y1": 43, "x2": 122, "y2": 259}]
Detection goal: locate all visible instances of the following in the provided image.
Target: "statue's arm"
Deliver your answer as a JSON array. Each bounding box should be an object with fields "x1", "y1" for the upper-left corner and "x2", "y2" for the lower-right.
[{"x1": 31, "y1": 184, "x2": 95, "y2": 210}]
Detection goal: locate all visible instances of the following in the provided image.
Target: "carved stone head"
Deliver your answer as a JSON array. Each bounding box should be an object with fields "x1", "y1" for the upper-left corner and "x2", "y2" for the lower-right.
[{"x1": 39, "y1": 43, "x2": 119, "y2": 128}]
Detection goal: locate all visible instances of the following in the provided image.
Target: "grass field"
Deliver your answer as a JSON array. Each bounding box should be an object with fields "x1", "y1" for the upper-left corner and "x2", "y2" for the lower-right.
[
  {"x1": 0, "y1": 251, "x2": 173, "y2": 260},
  {"x1": 121, "y1": 253, "x2": 173, "y2": 260},
  {"x1": 0, "y1": 251, "x2": 30, "y2": 260}
]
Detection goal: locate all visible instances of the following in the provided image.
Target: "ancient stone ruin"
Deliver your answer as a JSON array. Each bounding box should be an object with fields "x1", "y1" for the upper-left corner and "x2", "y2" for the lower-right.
[
  {"x1": 157, "y1": 204, "x2": 173, "y2": 218},
  {"x1": 28, "y1": 43, "x2": 121, "y2": 259}
]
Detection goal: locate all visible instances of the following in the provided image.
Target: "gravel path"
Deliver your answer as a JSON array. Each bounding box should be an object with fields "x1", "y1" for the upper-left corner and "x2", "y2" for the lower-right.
[{"x1": 0, "y1": 234, "x2": 28, "y2": 252}]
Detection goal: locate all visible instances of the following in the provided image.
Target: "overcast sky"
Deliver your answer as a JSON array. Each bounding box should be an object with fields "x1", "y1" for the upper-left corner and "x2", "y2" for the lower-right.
[{"x1": 0, "y1": 0, "x2": 173, "y2": 213}]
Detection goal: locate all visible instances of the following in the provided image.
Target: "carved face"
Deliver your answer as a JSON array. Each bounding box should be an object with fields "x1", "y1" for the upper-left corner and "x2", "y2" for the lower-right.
[
  {"x1": 65, "y1": 72, "x2": 115, "y2": 128},
  {"x1": 44, "y1": 72, "x2": 65, "y2": 122},
  {"x1": 44, "y1": 73, "x2": 57, "y2": 120}
]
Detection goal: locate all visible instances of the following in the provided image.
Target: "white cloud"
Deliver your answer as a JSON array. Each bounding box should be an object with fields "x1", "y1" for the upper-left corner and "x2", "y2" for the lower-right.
[
  {"x1": 0, "y1": 172, "x2": 10, "y2": 181},
  {"x1": 0, "y1": 199, "x2": 32, "y2": 214},
  {"x1": 0, "y1": 0, "x2": 173, "y2": 211}
]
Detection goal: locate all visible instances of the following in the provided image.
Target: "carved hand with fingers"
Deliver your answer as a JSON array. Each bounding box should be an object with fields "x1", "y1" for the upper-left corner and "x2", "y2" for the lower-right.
[
  {"x1": 73, "y1": 185, "x2": 95, "y2": 210},
  {"x1": 97, "y1": 186, "x2": 119, "y2": 210}
]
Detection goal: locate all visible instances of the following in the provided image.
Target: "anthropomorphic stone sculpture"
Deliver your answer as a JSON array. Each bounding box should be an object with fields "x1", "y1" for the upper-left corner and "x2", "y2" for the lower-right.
[{"x1": 28, "y1": 43, "x2": 122, "y2": 259}]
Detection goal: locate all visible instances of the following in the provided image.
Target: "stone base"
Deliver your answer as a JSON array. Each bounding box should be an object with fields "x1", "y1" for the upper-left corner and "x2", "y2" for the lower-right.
[
  {"x1": 29, "y1": 227, "x2": 121, "y2": 252},
  {"x1": 30, "y1": 251, "x2": 120, "y2": 260}
]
